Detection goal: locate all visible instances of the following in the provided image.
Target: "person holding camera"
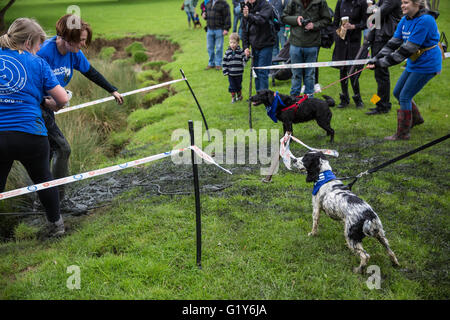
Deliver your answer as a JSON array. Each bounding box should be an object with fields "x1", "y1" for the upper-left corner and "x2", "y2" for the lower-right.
[
  {"x1": 241, "y1": 0, "x2": 276, "y2": 92},
  {"x1": 202, "y1": 0, "x2": 231, "y2": 70},
  {"x1": 282, "y1": 0, "x2": 332, "y2": 96}
]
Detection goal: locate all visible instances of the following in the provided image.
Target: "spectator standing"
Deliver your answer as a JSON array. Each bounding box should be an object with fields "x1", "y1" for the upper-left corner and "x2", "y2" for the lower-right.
[
  {"x1": 365, "y1": 0, "x2": 402, "y2": 115},
  {"x1": 242, "y1": 0, "x2": 276, "y2": 92},
  {"x1": 332, "y1": 0, "x2": 368, "y2": 108},
  {"x1": 0, "y1": 18, "x2": 69, "y2": 237},
  {"x1": 282, "y1": 0, "x2": 332, "y2": 96},
  {"x1": 183, "y1": 0, "x2": 197, "y2": 28},
  {"x1": 223, "y1": 33, "x2": 248, "y2": 103},
  {"x1": 270, "y1": 0, "x2": 288, "y2": 57},
  {"x1": 202, "y1": 0, "x2": 231, "y2": 70},
  {"x1": 368, "y1": 0, "x2": 442, "y2": 140},
  {"x1": 232, "y1": 0, "x2": 243, "y2": 38}
]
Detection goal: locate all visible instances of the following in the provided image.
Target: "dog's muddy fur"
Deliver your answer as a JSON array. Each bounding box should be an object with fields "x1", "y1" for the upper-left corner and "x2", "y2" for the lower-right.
[
  {"x1": 294, "y1": 151, "x2": 400, "y2": 273},
  {"x1": 249, "y1": 89, "x2": 335, "y2": 142}
]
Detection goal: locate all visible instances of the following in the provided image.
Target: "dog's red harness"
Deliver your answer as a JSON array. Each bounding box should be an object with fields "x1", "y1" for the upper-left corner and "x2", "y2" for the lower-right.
[{"x1": 280, "y1": 94, "x2": 309, "y2": 112}]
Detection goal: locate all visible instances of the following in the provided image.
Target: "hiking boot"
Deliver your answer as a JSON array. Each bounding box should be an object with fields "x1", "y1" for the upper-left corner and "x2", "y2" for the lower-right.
[
  {"x1": 411, "y1": 100, "x2": 424, "y2": 128},
  {"x1": 46, "y1": 216, "x2": 65, "y2": 238},
  {"x1": 215, "y1": 66, "x2": 222, "y2": 71},
  {"x1": 205, "y1": 65, "x2": 214, "y2": 70},
  {"x1": 337, "y1": 93, "x2": 350, "y2": 108},
  {"x1": 353, "y1": 94, "x2": 364, "y2": 108},
  {"x1": 385, "y1": 110, "x2": 412, "y2": 141}
]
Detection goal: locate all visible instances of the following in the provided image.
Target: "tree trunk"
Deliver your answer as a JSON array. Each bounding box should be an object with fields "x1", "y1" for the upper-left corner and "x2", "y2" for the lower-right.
[{"x1": 0, "y1": 0, "x2": 17, "y2": 33}]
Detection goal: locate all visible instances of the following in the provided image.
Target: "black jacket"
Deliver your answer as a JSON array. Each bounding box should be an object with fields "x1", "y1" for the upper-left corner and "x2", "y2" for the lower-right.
[
  {"x1": 332, "y1": 0, "x2": 368, "y2": 61},
  {"x1": 241, "y1": 0, "x2": 276, "y2": 51},
  {"x1": 372, "y1": 0, "x2": 402, "y2": 42}
]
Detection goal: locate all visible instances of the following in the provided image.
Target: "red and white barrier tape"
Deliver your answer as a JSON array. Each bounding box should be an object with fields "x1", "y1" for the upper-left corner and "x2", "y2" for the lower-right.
[
  {"x1": 254, "y1": 52, "x2": 450, "y2": 70},
  {"x1": 55, "y1": 78, "x2": 185, "y2": 114},
  {"x1": 0, "y1": 145, "x2": 231, "y2": 201}
]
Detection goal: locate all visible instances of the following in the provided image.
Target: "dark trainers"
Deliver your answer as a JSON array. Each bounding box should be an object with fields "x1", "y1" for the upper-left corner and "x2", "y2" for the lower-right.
[{"x1": 47, "y1": 216, "x2": 65, "y2": 238}]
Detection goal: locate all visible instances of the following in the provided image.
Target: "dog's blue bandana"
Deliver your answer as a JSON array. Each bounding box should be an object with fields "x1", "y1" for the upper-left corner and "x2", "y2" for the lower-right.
[
  {"x1": 266, "y1": 91, "x2": 285, "y2": 123},
  {"x1": 312, "y1": 170, "x2": 336, "y2": 195}
]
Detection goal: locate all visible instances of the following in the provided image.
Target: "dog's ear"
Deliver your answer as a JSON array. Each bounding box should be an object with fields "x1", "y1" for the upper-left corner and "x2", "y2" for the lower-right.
[{"x1": 302, "y1": 153, "x2": 321, "y2": 182}]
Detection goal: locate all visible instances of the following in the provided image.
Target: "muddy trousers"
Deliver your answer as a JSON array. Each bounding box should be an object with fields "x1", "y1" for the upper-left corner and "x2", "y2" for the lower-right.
[
  {"x1": 42, "y1": 108, "x2": 71, "y2": 199},
  {"x1": 0, "y1": 131, "x2": 61, "y2": 222}
]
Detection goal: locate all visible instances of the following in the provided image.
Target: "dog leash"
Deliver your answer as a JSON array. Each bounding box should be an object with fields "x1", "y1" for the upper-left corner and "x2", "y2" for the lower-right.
[
  {"x1": 305, "y1": 65, "x2": 370, "y2": 98},
  {"x1": 339, "y1": 133, "x2": 450, "y2": 190}
]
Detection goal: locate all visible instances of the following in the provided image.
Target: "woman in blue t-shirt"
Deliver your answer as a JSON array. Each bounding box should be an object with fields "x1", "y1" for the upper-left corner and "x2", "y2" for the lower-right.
[
  {"x1": 37, "y1": 14, "x2": 123, "y2": 200},
  {"x1": 0, "y1": 18, "x2": 69, "y2": 237},
  {"x1": 368, "y1": 0, "x2": 442, "y2": 140}
]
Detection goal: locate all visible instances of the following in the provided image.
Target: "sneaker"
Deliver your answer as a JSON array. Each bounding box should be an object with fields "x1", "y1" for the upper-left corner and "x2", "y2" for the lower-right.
[
  {"x1": 231, "y1": 96, "x2": 236, "y2": 103},
  {"x1": 236, "y1": 95, "x2": 243, "y2": 101},
  {"x1": 47, "y1": 216, "x2": 65, "y2": 238},
  {"x1": 300, "y1": 85, "x2": 305, "y2": 94},
  {"x1": 314, "y1": 83, "x2": 322, "y2": 92}
]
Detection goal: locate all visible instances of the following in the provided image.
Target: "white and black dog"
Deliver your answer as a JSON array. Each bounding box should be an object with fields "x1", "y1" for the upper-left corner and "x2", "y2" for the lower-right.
[{"x1": 294, "y1": 151, "x2": 400, "y2": 273}]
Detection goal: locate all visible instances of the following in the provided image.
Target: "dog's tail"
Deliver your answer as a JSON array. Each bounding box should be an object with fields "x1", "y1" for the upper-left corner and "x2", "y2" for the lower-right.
[{"x1": 322, "y1": 95, "x2": 335, "y2": 107}]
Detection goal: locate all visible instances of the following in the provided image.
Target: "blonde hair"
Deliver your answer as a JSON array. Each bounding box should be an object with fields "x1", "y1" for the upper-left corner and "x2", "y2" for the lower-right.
[
  {"x1": 0, "y1": 18, "x2": 46, "y2": 51},
  {"x1": 229, "y1": 33, "x2": 240, "y2": 43},
  {"x1": 411, "y1": 0, "x2": 429, "y2": 9}
]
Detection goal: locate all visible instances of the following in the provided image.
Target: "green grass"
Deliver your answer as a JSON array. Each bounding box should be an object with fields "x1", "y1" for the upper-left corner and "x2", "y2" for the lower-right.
[{"x1": 1, "y1": 0, "x2": 449, "y2": 300}]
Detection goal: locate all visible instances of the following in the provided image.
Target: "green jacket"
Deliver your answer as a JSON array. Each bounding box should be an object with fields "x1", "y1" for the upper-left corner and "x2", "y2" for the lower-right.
[{"x1": 282, "y1": 0, "x2": 332, "y2": 47}]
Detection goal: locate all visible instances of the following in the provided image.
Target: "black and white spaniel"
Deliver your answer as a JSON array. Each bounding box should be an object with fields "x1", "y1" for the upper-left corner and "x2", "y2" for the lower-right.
[{"x1": 294, "y1": 151, "x2": 400, "y2": 273}]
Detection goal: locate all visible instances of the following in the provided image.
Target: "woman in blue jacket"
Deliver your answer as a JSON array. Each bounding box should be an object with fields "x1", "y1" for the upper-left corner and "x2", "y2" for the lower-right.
[
  {"x1": 368, "y1": 0, "x2": 442, "y2": 140},
  {"x1": 0, "y1": 18, "x2": 69, "y2": 236}
]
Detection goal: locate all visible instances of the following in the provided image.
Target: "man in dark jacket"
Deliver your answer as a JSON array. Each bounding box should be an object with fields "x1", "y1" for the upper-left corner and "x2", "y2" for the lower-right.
[
  {"x1": 242, "y1": 0, "x2": 276, "y2": 92},
  {"x1": 365, "y1": 0, "x2": 402, "y2": 115},
  {"x1": 202, "y1": 0, "x2": 231, "y2": 70},
  {"x1": 282, "y1": 0, "x2": 332, "y2": 96}
]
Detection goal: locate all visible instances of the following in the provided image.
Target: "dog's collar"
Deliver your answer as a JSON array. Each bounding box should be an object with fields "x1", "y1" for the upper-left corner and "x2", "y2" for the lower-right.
[
  {"x1": 266, "y1": 91, "x2": 285, "y2": 123},
  {"x1": 312, "y1": 170, "x2": 337, "y2": 195}
]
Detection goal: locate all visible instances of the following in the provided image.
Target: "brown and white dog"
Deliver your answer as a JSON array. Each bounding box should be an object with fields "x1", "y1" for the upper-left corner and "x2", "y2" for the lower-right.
[{"x1": 294, "y1": 151, "x2": 400, "y2": 273}]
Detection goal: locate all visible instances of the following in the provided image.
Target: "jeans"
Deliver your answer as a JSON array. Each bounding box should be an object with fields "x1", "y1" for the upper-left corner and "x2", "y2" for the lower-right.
[
  {"x1": 253, "y1": 46, "x2": 273, "y2": 92},
  {"x1": 272, "y1": 28, "x2": 287, "y2": 58},
  {"x1": 289, "y1": 45, "x2": 318, "y2": 96},
  {"x1": 206, "y1": 29, "x2": 224, "y2": 67},
  {"x1": 393, "y1": 70, "x2": 436, "y2": 111},
  {"x1": 233, "y1": 7, "x2": 242, "y2": 37}
]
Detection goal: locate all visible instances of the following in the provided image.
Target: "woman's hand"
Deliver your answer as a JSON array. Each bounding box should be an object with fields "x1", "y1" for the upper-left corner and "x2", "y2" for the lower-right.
[
  {"x1": 112, "y1": 91, "x2": 124, "y2": 105},
  {"x1": 367, "y1": 64, "x2": 376, "y2": 69},
  {"x1": 44, "y1": 97, "x2": 62, "y2": 112}
]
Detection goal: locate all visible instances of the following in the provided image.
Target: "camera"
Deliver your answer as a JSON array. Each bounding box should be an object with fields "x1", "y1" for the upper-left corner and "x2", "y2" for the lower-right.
[{"x1": 300, "y1": 17, "x2": 312, "y2": 31}]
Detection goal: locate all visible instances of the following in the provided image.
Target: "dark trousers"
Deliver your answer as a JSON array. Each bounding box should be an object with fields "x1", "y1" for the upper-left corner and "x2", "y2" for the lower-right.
[
  {"x1": 372, "y1": 41, "x2": 392, "y2": 111},
  {"x1": 0, "y1": 131, "x2": 60, "y2": 222},
  {"x1": 228, "y1": 75, "x2": 243, "y2": 93},
  {"x1": 42, "y1": 108, "x2": 71, "y2": 180},
  {"x1": 340, "y1": 66, "x2": 360, "y2": 97}
]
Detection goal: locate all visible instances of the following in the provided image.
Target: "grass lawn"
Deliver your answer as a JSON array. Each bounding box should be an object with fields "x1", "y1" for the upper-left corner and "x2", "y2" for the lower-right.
[{"x1": 0, "y1": 0, "x2": 449, "y2": 300}]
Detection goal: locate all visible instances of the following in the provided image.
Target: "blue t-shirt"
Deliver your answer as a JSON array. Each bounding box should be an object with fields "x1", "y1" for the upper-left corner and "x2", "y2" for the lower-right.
[
  {"x1": 37, "y1": 36, "x2": 90, "y2": 87},
  {"x1": 393, "y1": 13, "x2": 442, "y2": 73},
  {"x1": 0, "y1": 48, "x2": 59, "y2": 136}
]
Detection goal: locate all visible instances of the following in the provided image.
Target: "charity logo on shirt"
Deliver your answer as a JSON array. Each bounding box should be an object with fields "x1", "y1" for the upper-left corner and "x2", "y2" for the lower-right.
[
  {"x1": 52, "y1": 66, "x2": 71, "y2": 83},
  {"x1": 0, "y1": 55, "x2": 27, "y2": 95}
]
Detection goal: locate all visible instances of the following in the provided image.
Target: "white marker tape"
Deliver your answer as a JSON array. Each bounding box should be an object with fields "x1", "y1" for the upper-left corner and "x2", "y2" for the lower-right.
[
  {"x1": 0, "y1": 145, "x2": 230, "y2": 201},
  {"x1": 255, "y1": 53, "x2": 450, "y2": 70},
  {"x1": 55, "y1": 78, "x2": 185, "y2": 114}
]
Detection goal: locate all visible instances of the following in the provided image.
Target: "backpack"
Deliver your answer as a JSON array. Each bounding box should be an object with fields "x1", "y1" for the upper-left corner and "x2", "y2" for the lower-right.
[
  {"x1": 320, "y1": 6, "x2": 335, "y2": 49},
  {"x1": 268, "y1": 3, "x2": 283, "y2": 36}
]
